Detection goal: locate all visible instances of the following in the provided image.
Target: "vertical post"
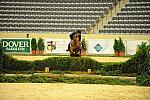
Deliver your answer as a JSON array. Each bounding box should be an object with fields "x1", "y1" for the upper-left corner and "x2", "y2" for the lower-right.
[
  {"x1": 45, "y1": 67, "x2": 49, "y2": 73},
  {"x1": 26, "y1": 34, "x2": 29, "y2": 38},
  {"x1": 88, "y1": 69, "x2": 91, "y2": 74}
]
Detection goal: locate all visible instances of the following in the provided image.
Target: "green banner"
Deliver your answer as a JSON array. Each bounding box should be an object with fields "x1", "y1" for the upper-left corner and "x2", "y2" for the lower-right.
[{"x1": 1, "y1": 39, "x2": 30, "y2": 52}]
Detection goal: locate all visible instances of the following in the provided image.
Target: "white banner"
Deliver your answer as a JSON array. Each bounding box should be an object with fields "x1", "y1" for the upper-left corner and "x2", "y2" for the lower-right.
[
  {"x1": 126, "y1": 40, "x2": 148, "y2": 55},
  {"x1": 87, "y1": 39, "x2": 114, "y2": 54},
  {"x1": 45, "y1": 39, "x2": 70, "y2": 54},
  {"x1": 44, "y1": 38, "x2": 148, "y2": 55},
  {"x1": 88, "y1": 39, "x2": 148, "y2": 55}
]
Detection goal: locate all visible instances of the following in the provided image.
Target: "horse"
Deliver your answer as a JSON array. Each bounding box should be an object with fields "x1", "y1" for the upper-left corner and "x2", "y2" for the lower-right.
[{"x1": 69, "y1": 33, "x2": 82, "y2": 57}]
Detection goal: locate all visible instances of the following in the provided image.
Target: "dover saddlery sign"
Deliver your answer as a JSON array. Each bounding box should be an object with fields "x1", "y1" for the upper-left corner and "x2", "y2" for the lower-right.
[{"x1": 1, "y1": 39, "x2": 30, "y2": 53}]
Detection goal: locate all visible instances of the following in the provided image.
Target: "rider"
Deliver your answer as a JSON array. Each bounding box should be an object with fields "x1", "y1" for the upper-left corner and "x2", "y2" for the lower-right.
[
  {"x1": 66, "y1": 32, "x2": 77, "y2": 51},
  {"x1": 66, "y1": 30, "x2": 81, "y2": 51}
]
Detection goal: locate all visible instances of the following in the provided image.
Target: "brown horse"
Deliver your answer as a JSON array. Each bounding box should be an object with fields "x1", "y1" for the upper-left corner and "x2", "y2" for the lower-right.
[{"x1": 69, "y1": 33, "x2": 82, "y2": 57}]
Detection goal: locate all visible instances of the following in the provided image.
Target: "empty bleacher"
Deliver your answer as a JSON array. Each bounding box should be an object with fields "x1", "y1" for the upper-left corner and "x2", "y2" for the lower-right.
[
  {"x1": 0, "y1": 0, "x2": 119, "y2": 33},
  {"x1": 99, "y1": 0, "x2": 150, "y2": 35}
]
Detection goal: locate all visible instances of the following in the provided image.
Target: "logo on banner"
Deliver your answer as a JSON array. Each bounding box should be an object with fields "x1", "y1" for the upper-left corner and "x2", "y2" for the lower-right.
[
  {"x1": 94, "y1": 44, "x2": 102, "y2": 52},
  {"x1": 47, "y1": 41, "x2": 56, "y2": 52},
  {"x1": 1, "y1": 39, "x2": 30, "y2": 52}
]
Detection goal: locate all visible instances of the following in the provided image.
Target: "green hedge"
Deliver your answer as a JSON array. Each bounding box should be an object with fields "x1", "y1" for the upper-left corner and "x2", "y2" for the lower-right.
[
  {"x1": 136, "y1": 73, "x2": 150, "y2": 86},
  {"x1": 101, "y1": 62, "x2": 122, "y2": 71},
  {"x1": 33, "y1": 57, "x2": 102, "y2": 71},
  {"x1": 93, "y1": 62, "x2": 123, "y2": 76},
  {"x1": 123, "y1": 42, "x2": 149, "y2": 74},
  {"x1": 1, "y1": 53, "x2": 120, "y2": 74},
  {"x1": 0, "y1": 75, "x2": 134, "y2": 85},
  {"x1": 0, "y1": 54, "x2": 145, "y2": 76},
  {"x1": 0, "y1": 54, "x2": 33, "y2": 72},
  {"x1": 0, "y1": 75, "x2": 30, "y2": 83}
]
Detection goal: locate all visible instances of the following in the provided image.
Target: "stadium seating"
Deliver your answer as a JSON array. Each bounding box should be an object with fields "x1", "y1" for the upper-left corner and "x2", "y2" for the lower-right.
[
  {"x1": 99, "y1": 0, "x2": 150, "y2": 35},
  {"x1": 0, "y1": 0, "x2": 118, "y2": 33}
]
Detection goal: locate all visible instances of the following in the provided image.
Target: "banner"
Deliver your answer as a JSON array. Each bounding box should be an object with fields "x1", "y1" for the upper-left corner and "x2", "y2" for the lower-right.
[
  {"x1": 1, "y1": 38, "x2": 30, "y2": 53},
  {"x1": 45, "y1": 39, "x2": 70, "y2": 54},
  {"x1": 88, "y1": 39, "x2": 148, "y2": 55},
  {"x1": 126, "y1": 40, "x2": 148, "y2": 55},
  {"x1": 87, "y1": 39, "x2": 114, "y2": 54}
]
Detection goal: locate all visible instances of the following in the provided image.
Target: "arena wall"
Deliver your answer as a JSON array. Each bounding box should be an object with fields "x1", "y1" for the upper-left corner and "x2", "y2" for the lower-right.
[
  {"x1": 1, "y1": 33, "x2": 149, "y2": 55},
  {"x1": 0, "y1": 33, "x2": 149, "y2": 40}
]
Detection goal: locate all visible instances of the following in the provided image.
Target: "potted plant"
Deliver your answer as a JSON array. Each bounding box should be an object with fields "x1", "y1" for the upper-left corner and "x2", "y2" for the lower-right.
[
  {"x1": 31, "y1": 38, "x2": 37, "y2": 55},
  {"x1": 37, "y1": 38, "x2": 45, "y2": 55},
  {"x1": 81, "y1": 37, "x2": 87, "y2": 56},
  {"x1": 113, "y1": 39, "x2": 119, "y2": 56},
  {"x1": 113, "y1": 38, "x2": 125, "y2": 56},
  {"x1": 118, "y1": 38, "x2": 125, "y2": 56}
]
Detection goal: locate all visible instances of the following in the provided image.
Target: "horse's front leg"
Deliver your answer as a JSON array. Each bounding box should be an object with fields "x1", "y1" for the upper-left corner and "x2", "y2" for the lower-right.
[{"x1": 69, "y1": 46, "x2": 74, "y2": 56}]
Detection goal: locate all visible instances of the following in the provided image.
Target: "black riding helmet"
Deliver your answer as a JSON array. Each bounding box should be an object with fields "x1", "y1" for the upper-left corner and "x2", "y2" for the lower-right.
[{"x1": 70, "y1": 32, "x2": 77, "y2": 40}]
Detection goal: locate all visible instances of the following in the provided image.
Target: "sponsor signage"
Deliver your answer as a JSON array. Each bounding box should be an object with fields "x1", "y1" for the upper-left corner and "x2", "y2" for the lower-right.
[
  {"x1": 88, "y1": 39, "x2": 114, "y2": 54},
  {"x1": 45, "y1": 39, "x2": 70, "y2": 54},
  {"x1": 1, "y1": 39, "x2": 30, "y2": 52}
]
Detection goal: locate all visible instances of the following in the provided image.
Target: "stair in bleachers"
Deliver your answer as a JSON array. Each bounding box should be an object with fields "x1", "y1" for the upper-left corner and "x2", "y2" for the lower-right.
[{"x1": 89, "y1": 0, "x2": 128, "y2": 34}]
